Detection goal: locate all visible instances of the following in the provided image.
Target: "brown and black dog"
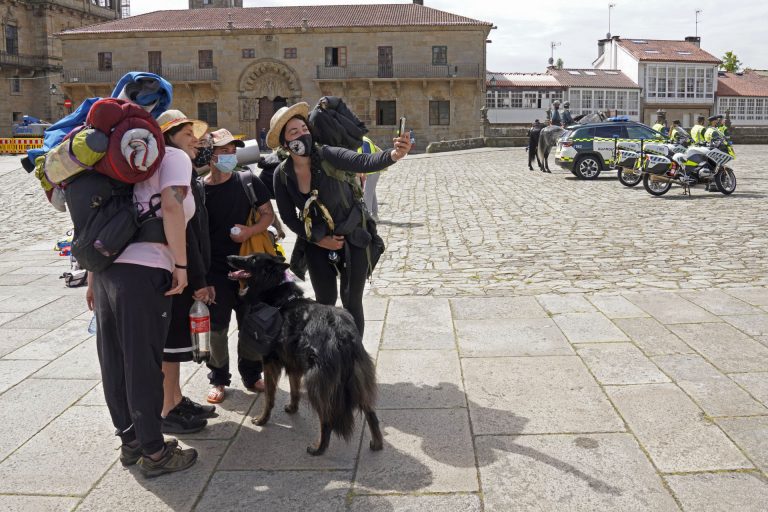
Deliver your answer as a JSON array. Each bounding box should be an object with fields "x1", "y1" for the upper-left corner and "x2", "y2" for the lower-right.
[{"x1": 227, "y1": 253, "x2": 384, "y2": 456}]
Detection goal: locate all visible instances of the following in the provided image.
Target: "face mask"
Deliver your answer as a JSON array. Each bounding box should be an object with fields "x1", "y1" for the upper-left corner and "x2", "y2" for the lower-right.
[
  {"x1": 192, "y1": 146, "x2": 213, "y2": 168},
  {"x1": 214, "y1": 154, "x2": 238, "y2": 173},
  {"x1": 286, "y1": 133, "x2": 312, "y2": 157}
]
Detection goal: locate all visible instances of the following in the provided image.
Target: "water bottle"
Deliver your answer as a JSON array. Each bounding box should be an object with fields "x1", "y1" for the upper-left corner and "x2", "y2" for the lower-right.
[
  {"x1": 230, "y1": 226, "x2": 241, "y2": 237},
  {"x1": 87, "y1": 315, "x2": 97, "y2": 335},
  {"x1": 189, "y1": 300, "x2": 211, "y2": 363}
]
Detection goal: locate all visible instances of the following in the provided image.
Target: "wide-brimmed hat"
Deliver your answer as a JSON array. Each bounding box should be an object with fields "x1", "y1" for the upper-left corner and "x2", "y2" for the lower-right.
[
  {"x1": 266, "y1": 102, "x2": 310, "y2": 149},
  {"x1": 210, "y1": 128, "x2": 245, "y2": 148},
  {"x1": 156, "y1": 109, "x2": 208, "y2": 139}
]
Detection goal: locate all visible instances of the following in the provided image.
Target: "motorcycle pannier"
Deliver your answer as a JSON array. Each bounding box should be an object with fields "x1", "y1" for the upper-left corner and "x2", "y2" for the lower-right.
[{"x1": 644, "y1": 155, "x2": 671, "y2": 175}]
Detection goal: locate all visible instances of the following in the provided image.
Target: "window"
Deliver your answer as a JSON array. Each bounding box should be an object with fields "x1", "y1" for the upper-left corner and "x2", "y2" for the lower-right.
[
  {"x1": 485, "y1": 90, "x2": 496, "y2": 109},
  {"x1": 197, "y1": 102, "x2": 217, "y2": 126},
  {"x1": 594, "y1": 125, "x2": 624, "y2": 139},
  {"x1": 148, "y1": 51, "x2": 162, "y2": 74},
  {"x1": 432, "y1": 46, "x2": 447, "y2": 66},
  {"x1": 284, "y1": 47, "x2": 297, "y2": 59},
  {"x1": 10, "y1": 76, "x2": 20, "y2": 94},
  {"x1": 324, "y1": 47, "x2": 347, "y2": 67},
  {"x1": 198, "y1": 50, "x2": 213, "y2": 69},
  {"x1": 429, "y1": 100, "x2": 450, "y2": 125},
  {"x1": 376, "y1": 101, "x2": 396, "y2": 125},
  {"x1": 626, "y1": 125, "x2": 658, "y2": 140},
  {"x1": 98, "y1": 52, "x2": 112, "y2": 71},
  {"x1": 509, "y1": 91, "x2": 523, "y2": 108},
  {"x1": 12, "y1": 112, "x2": 23, "y2": 122},
  {"x1": 594, "y1": 90, "x2": 605, "y2": 110},
  {"x1": 242, "y1": 48, "x2": 255, "y2": 59},
  {"x1": 5, "y1": 24, "x2": 18, "y2": 55}
]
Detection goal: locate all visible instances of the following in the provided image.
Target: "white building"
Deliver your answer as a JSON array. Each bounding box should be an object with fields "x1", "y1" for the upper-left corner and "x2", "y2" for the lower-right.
[
  {"x1": 717, "y1": 70, "x2": 768, "y2": 126},
  {"x1": 593, "y1": 36, "x2": 720, "y2": 127},
  {"x1": 547, "y1": 68, "x2": 641, "y2": 121}
]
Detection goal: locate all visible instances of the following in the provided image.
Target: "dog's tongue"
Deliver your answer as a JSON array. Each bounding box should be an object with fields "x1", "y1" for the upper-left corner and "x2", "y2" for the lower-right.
[{"x1": 227, "y1": 270, "x2": 251, "y2": 280}]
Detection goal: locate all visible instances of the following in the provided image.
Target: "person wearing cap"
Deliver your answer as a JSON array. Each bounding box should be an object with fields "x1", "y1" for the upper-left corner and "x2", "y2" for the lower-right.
[
  {"x1": 669, "y1": 120, "x2": 683, "y2": 142},
  {"x1": 561, "y1": 102, "x2": 574, "y2": 127},
  {"x1": 691, "y1": 115, "x2": 706, "y2": 144},
  {"x1": 203, "y1": 128, "x2": 275, "y2": 405},
  {"x1": 269, "y1": 102, "x2": 410, "y2": 335},
  {"x1": 86, "y1": 108, "x2": 204, "y2": 477},
  {"x1": 704, "y1": 115, "x2": 723, "y2": 143}
]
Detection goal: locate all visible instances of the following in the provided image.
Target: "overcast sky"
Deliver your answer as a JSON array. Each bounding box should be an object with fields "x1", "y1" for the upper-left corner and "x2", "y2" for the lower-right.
[{"x1": 127, "y1": 0, "x2": 766, "y2": 72}]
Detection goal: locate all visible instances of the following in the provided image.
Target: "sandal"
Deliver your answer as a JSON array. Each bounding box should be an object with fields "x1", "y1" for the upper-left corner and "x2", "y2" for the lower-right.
[{"x1": 206, "y1": 385, "x2": 225, "y2": 404}]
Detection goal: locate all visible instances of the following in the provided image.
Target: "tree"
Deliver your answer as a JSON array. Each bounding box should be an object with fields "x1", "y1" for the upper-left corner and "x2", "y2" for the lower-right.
[
  {"x1": 720, "y1": 51, "x2": 742, "y2": 73},
  {"x1": 555, "y1": 58, "x2": 564, "y2": 69}
]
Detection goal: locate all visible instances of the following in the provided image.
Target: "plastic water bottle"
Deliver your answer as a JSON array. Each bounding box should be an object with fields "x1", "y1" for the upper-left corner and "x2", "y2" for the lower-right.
[
  {"x1": 230, "y1": 226, "x2": 241, "y2": 237},
  {"x1": 87, "y1": 315, "x2": 97, "y2": 335},
  {"x1": 189, "y1": 300, "x2": 211, "y2": 363}
]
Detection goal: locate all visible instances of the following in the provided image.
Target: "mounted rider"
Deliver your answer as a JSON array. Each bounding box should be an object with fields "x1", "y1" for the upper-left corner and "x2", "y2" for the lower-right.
[{"x1": 561, "y1": 102, "x2": 574, "y2": 127}]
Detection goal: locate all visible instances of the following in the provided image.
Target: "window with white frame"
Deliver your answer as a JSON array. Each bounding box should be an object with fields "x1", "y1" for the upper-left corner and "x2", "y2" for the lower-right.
[
  {"x1": 568, "y1": 88, "x2": 639, "y2": 117},
  {"x1": 718, "y1": 97, "x2": 768, "y2": 122},
  {"x1": 645, "y1": 64, "x2": 715, "y2": 100}
]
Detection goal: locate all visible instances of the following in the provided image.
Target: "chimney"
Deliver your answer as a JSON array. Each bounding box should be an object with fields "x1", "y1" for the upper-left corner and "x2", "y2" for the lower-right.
[
  {"x1": 685, "y1": 36, "x2": 701, "y2": 48},
  {"x1": 598, "y1": 39, "x2": 605, "y2": 58},
  {"x1": 413, "y1": 0, "x2": 424, "y2": 5}
]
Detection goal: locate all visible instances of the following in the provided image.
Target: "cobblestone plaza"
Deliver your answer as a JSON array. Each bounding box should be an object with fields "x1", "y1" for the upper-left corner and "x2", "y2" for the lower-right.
[{"x1": 0, "y1": 147, "x2": 767, "y2": 511}]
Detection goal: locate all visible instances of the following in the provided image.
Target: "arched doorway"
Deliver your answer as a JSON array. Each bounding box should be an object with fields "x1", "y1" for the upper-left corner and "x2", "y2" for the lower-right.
[{"x1": 238, "y1": 60, "x2": 301, "y2": 140}]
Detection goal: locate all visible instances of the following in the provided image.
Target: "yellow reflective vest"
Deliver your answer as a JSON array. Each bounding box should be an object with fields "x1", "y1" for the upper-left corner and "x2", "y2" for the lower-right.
[
  {"x1": 704, "y1": 126, "x2": 718, "y2": 142},
  {"x1": 690, "y1": 124, "x2": 705, "y2": 143}
]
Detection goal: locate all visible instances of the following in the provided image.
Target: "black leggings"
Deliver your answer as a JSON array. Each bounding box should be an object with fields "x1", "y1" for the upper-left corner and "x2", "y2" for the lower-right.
[{"x1": 305, "y1": 242, "x2": 368, "y2": 335}]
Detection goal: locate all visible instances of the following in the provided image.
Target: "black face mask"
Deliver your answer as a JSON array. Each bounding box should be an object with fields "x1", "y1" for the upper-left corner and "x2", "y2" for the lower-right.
[
  {"x1": 192, "y1": 146, "x2": 213, "y2": 168},
  {"x1": 286, "y1": 134, "x2": 313, "y2": 157}
]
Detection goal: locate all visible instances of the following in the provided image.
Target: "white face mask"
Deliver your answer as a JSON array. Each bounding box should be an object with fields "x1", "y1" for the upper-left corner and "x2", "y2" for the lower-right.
[{"x1": 214, "y1": 154, "x2": 238, "y2": 173}]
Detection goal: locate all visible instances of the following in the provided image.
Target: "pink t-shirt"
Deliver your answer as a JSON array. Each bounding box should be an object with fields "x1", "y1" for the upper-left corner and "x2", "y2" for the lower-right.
[{"x1": 115, "y1": 147, "x2": 196, "y2": 272}]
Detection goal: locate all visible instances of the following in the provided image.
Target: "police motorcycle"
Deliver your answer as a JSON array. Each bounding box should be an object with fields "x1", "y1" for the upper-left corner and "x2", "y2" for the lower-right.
[
  {"x1": 615, "y1": 130, "x2": 689, "y2": 188},
  {"x1": 641, "y1": 128, "x2": 736, "y2": 197}
]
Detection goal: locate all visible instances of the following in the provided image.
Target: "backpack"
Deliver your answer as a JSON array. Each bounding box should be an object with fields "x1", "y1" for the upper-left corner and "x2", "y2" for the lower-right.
[{"x1": 308, "y1": 96, "x2": 368, "y2": 151}]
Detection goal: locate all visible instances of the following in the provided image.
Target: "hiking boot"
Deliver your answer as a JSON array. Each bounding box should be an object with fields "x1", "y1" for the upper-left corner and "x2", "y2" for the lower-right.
[
  {"x1": 137, "y1": 441, "x2": 198, "y2": 478},
  {"x1": 177, "y1": 396, "x2": 217, "y2": 419},
  {"x1": 161, "y1": 408, "x2": 207, "y2": 434},
  {"x1": 120, "y1": 438, "x2": 178, "y2": 467}
]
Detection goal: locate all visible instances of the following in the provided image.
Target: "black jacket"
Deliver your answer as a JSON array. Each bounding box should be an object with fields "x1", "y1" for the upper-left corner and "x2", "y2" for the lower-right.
[
  {"x1": 274, "y1": 145, "x2": 393, "y2": 246},
  {"x1": 186, "y1": 175, "x2": 211, "y2": 291}
]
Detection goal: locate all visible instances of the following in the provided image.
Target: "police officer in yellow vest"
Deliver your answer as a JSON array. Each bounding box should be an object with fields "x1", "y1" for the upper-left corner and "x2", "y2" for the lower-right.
[
  {"x1": 704, "y1": 114, "x2": 723, "y2": 143},
  {"x1": 690, "y1": 115, "x2": 706, "y2": 144},
  {"x1": 668, "y1": 120, "x2": 683, "y2": 141},
  {"x1": 358, "y1": 135, "x2": 382, "y2": 221}
]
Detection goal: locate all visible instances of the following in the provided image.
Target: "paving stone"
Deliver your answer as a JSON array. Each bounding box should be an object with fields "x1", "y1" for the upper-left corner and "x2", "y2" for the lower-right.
[
  {"x1": 382, "y1": 298, "x2": 454, "y2": 349},
  {"x1": 716, "y1": 416, "x2": 768, "y2": 474},
  {"x1": 476, "y1": 434, "x2": 678, "y2": 512},
  {"x1": 0, "y1": 359, "x2": 48, "y2": 394},
  {"x1": 665, "y1": 472, "x2": 768, "y2": 512},
  {"x1": 376, "y1": 350, "x2": 465, "y2": 409},
  {"x1": 356, "y1": 408, "x2": 477, "y2": 493},
  {"x1": 0, "y1": 328, "x2": 47, "y2": 357},
  {"x1": 0, "y1": 274, "x2": 44, "y2": 286},
  {"x1": 196, "y1": 470, "x2": 351, "y2": 511},
  {"x1": 463, "y1": 356, "x2": 623, "y2": 435},
  {"x1": 553, "y1": 313, "x2": 629, "y2": 343},
  {"x1": 0, "y1": 496, "x2": 79, "y2": 512},
  {"x1": 0, "y1": 406, "x2": 115, "y2": 495},
  {"x1": 612, "y1": 317, "x2": 693, "y2": 356},
  {"x1": 653, "y1": 354, "x2": 768, "y2": 416},
  {"x1": 722, "y1": 314, "x2": 768, "y2": 337},
  {"x1": 587, "y1": 294, "x2": 649, "y2": 319},
  {"x1": 350, "y1": 494, "x2": 482, "y2": 512},
  {"x1": 363, "y1": 320, "x2": 383, "y2": 358},
  {"x1": 363, "y1": 296, "x2": 389, "y2": 321},
  {"x1": 450, "y1": 296, "x2": 548, "y2": 319},
  {"x1": 77, "y1": 382, "x2": 105, "y2": 406},
  {"x1": 4, "y1": 319, "x2": 90, "y2": 360},
  {"x1": 669, "y1": 323, "x2": 768, "y2": 373},
  {"x1": 0, "y1": 377, "x2": 96, "y2": 460},
  {"x1": 33, "y1": 337, "x2": 100, "y2": 380},
  {"x1": 0, "y1": 312, "x2": 23, "y2": 326},
  {"x1": 536, "y1": 294, "x2": 596, "y2": 314},
  {"x1": 605, "y1": 383, "x2": 753, "y2": 473},
  {"x1": 680, "y1": 289, "x2": 764, "y2": 315},
  {"x1": 0, "y1": 294, "x2": 60, "y2": 313},
  {"x1": 725, "y1": 287, "x2": 768, "y2": 306},
  {"x1": 577, "y1": 343, "x2": 670, "y2": 385},
  {"x1": 729, "y1": 372, "x2": 768, "y2": 405},
  {"x1": 455, "y1": 318, "x2": 573, "y2": 357},
  {"x1": 1, "y1": 296, "x2": 88, "y2": 330},
  {"x1": 76, "y1": 440, "x2": 227, "y2": 512},
  {"x1": 623, "y1": 292, "x2": 719, "y2": 324}
]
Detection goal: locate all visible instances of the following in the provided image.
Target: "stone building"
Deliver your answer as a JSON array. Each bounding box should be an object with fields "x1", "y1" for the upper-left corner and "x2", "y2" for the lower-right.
[
  {"x1": 0, "y1": 0, "x2": 122, "y2": 133},
  {"x1": 58, "y1": 3, "x2": 492, "y2": 148}
]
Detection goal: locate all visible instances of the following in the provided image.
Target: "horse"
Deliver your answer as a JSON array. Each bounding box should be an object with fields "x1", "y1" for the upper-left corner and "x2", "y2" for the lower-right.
[{"x1": 536, "y1": 125, "x2": 565, "y2": 173}]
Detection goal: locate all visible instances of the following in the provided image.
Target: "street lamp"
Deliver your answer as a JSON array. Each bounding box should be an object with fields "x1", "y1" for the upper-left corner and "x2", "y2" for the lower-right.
[{"x1": 489, "y1": 76, "x2": 496, "y2": 89}]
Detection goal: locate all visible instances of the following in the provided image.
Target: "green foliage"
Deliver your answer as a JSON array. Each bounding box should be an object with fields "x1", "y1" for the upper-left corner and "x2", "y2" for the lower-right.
[
  {"x1": 556, "y1": 58, "x2": 564, "y2": 69},
  {"x1": 720, "y1": 51, "x2": 742, "y2": 72}
]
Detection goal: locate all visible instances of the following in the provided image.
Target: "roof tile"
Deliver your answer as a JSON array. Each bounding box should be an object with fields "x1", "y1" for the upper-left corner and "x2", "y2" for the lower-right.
[
  {"x1": 547, "y1": 68, "x2": 640, "y2": 89},
  {"x1": 717, "y1": 70, "x2": 768, "y2": 97},
  {"x1": 617, "y1": 38, "x2": 720, "y2": 64}
]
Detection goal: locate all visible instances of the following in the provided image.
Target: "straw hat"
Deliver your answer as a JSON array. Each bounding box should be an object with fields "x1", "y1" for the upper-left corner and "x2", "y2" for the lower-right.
[
  {"x1": 266, "y1": 102, "x2": 310, "y2": 150},
  {"x1": 156, "y1": 109, "x2": 208, "y2": 139}
]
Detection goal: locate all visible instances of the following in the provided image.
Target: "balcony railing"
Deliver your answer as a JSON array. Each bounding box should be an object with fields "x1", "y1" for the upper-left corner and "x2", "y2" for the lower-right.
[
  {"x1": 63, "y1": 65, "x2": 218, "y2": 84},
  {"x1": 0, "y1": 51, "x2": 53, "y2": 70},
  {"x1": 316, "y1": 63, "x2": 482, "y2": 80}
]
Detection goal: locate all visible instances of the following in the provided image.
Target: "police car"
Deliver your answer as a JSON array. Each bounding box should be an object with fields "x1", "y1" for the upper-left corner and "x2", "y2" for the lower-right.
[{"x1": 555, "y1": 119, "x2": 665, "y2": 179}]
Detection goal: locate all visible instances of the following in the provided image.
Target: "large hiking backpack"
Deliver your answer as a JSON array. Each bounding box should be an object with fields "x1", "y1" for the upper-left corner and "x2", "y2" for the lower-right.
[{"x1": 308, "y1": 96, "x2": 368, "y2": 150}]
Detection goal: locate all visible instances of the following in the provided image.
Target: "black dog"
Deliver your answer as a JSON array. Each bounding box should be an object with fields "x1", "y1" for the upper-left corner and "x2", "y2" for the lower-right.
[{"x1": 227, "y1": 253, "x2": 384, "y2": 456}]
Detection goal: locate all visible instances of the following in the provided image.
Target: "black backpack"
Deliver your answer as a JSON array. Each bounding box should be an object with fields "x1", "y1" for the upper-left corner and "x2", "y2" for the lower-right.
[
  {"x1": 64, "y1": 171, "x2": 165, "y2": 272},
  {"x1": 308, "y1": 96, "x2": 368, "y2": 150}
]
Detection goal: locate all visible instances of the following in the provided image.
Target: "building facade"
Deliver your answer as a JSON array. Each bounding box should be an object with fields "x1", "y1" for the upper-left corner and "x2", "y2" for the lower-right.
[
  {"x1": 593, "y1": 36, "x2": 720, "y2": 127},
  {"x1": 59, "y1": 3, "x2": 492, "y2": 148},
  {"x1": 716, "y1": 70, "x2": 768, "y2": 126},
  {"x1": 0, "y1": 0, "x2": 122, "y2": 133},
  {"x1": 485, "y1": 72, "x2": 564, "y2": 124}
]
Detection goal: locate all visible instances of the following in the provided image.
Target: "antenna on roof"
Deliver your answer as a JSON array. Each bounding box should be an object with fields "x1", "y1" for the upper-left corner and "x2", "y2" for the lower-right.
[
  {"x1": 607, "y1": 3, "x2": 616, "y2": 39},
  {"x1": 549, "y1": 41, "x2": 561, "y2": 66},
  {"x1": 695, "y1": 9, "x2": 702, "y2": 38}
]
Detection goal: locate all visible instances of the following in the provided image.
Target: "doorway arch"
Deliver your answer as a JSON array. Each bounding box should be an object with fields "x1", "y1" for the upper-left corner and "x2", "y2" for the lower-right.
[{"x1": 238, "y1": 59, "x2": 302, "y2": 139}]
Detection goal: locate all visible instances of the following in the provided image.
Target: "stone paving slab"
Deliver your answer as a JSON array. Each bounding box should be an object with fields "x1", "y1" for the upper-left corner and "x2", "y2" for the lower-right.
[
  {"x1": 716, "y1": 416, "x2": 768, "y2": 474},
  {"x1": 680, "y1": 289, "x2": 765, "y2": 316},
  {"x1": 725, "y1": 287, "x2": 768, "y2": 306},
  {"x1": 476, "y1": 434, "x2": 679, "y2": 512},
  {"x1": 665, "y1": 472, "x2": 768, "y2": 512},
  {"x1": 349, "y1": 494, "x2": 482, "y2": 512},
  {"x1": 605, "y1": 383, "x2": 753, "y2": 473},
  {"x1": 576, "y1": 343, "x2": 670, "y2": 385},
  {"x1": 450, "y1": 296, "x2": 548, "y2": 319},
  {"x1": 375, "y1": 350, "x2": 465, "y2": 409},
  {"x1": 612, "y1": 317, "x2": 694, "y2": 356},
  {"x1": 0, "y1": 496, "x2": 79, "y2": 512},
  {"x1": 455, "y1": 318, "x2": 573, "y2": 357},
  {"x1": 587, "y1": 294, "x2": 649, "y2": 319},
  {"x1": 669, "y1": 323, "x2": 768, "y2": 373},
  {"x1": 722, "y1": 313, "x2": 768, "y2": 337},
  {"x1": 3, "y1": 320, "x2": 91, "y2": 360},
  {"x1": 552, "y1": 312, "x2": 629, "y2": 343},
  {"x1": 0, "y1": 359, "x2": 48, "y2": 394},
  {"x1": 32, "y1": 338, "x2": 101, "y2": 380},
  {"x1": 622, "y1": 292, "x2": 720, "y2": 324},
  {"x1": 729, "y1": 372, "x2": 768, "y2": 405},
  {"x1": 381, "y1": 298, "x2": 454, "y2": 350}
]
